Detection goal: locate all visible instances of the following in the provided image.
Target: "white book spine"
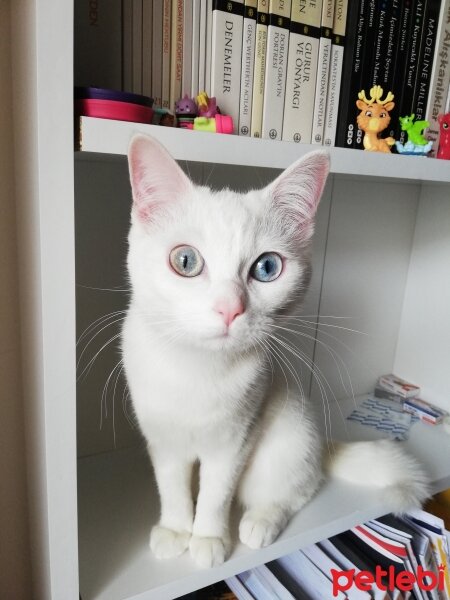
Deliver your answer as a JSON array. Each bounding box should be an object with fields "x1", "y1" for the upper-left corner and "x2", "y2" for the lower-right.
[
  {"x1": 191, "y1": 0, "x2": 201, "y2": 96},
  {"x1": 250, "y1": 2, "x2": 269, "y2": 137},
  {"x1": 182, "y1": 0, "x2": 193, "y2": 95},
  {"x1": 425, "y1": 0, "x2": 450, "y2": 156},
  {"x1": 122, "y1": 1, "x2": 134, "y2": 91},
  {"x1": 142, "y1": 0, "x2": 153, "y2": 96},
  {"x1": 323, "y1": 0, "x2": 347, "y2": 147},
  {"x1": 311, "y1": 0, "x2": 334, "y2": 144},
  {"x1": 198, "y1": 0, "x2": 208, "y2": 90},
  {"x1": 210, "y1": 0, "x2": 244, "y2": 132},
  {"x1": 132, "y1": 0, "x2": 143, "y2": 94},
  {"x1": 152, "y1": 0, "x2": 163, "y2": 106},
  {"x1": 262, "y1": 0, "x2": 291, "y2": 140},
  {"x1": 238, "y1": 2, "x2": 257, "y2": 136},
  {"x1": 205, "y1": 0, "x2": 213, "y2": 93},
  {"x1": 162, "y1": 0, "x2": 171, "y2": 107},
  {"x1": 170, "y1": 0, "x2": 183, "y2": 110}
]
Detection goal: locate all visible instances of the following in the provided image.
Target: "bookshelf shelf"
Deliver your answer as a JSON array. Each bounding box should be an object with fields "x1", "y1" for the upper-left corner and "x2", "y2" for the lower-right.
[
  {"x1": 76, "y1": 117, "x2": 450, "y2": 185},
  {"x1": 78, "y1": 397, "x2": 450, "y2": 600}
]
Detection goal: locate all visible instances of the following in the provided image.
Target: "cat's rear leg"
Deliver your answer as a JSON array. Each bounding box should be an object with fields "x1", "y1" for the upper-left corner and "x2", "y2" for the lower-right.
[{"x1": 237, "y1": 396, "x2": 323, "y2": 549}]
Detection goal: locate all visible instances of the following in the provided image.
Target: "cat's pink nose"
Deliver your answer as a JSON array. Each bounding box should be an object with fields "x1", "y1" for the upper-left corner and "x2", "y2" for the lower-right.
[{"x1": 214, "y1": 298, "x2": 245, "y2": 327}]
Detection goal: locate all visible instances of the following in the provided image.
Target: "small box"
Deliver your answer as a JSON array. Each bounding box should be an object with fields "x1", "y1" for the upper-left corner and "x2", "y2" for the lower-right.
[
  {"x1": 377, "y1": 374, "x2": 420, "y2": 399},
  {"x1": 403, "y1": 397, "x2": 448, "y2": 425},
  {"x1": 374, "y1": 386, "x2": 405, "y2": 404}
]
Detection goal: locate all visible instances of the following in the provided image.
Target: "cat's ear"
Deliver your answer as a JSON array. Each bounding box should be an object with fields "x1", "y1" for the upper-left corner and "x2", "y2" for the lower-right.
[
  {"x1": 267, "y1": 150, "x2": 329, "y2": 241},
  {"x1": 128, "y1": 134, "x2": 192, "y2": 223}
]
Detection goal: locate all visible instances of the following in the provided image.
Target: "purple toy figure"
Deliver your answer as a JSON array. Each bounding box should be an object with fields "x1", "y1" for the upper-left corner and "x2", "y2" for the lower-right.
[{"x1": 175, "y1": 95, "x2": 198, "y2": 128}]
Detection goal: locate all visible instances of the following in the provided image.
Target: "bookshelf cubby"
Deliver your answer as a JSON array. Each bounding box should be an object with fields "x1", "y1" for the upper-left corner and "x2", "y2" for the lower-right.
[{"x1": 10, "y1": 2, "x2": 450, "y2": 600}]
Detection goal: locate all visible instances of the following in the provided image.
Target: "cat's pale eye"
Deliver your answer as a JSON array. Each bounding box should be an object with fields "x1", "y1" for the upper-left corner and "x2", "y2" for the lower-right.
[
  {"x1": 250, "y1": 252, "x2": 283, "y2": 282},
  {"x1": 169, "y1": 245, "x2": 204, "y2": 277}
]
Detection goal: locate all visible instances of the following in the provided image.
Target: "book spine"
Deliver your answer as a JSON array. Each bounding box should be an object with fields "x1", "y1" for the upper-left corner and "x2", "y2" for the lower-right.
[
  {"x1": 198, "y1": 0, "x2": 208, "y2": 90},
  {"x1": 182, "y1": 0, "x2": 193, "y2": 95},
  {"x1": 210, "y1": 0, "x2": 244, "y2": 132},
  {"x1": 282, "y1": 0, "x2": 324, "y2": 143},
  {"x1": 323, "y1": 0, "x2": 348, "y2": 147},
  {"x1": 250, "y1": 1, "x2": 269, "y2": 137},
  {"x1": 311, "y1": 0, "x2": 335, "y2": 144},
  {"x1": 191, "y1": 0, "x2": 201, "y2": 95},
  {"x1": 170, "y1": 0, "x2": 184, "y2": 110},
  {"x1": 133, "y1": 0, "x2": 143, "y2": 94},
  {"x1": 398, "y1": 0, "x2": 426, "y2": 144},
  {"x1": 206, "y1": 0, "x2": 214, "y2": 93},
  {"x1": 425, "y1": 0, "x2": 450, "y2": 156},
  {"x1": 412, "y1": 0, "x2": 443, "y2": 124},
  {"x1": 334, "y1": 0, "x2": 363, "y2": 147},
  {"x1": 262, "y1": 0, "x2": 292, "y2": 140},
  {"x1": 143, "y1": 0, "x2": 153, "y2": 97},
  {"x1": 238, "y1": 0, "x2": 258, "y2": 135},
  {"x1": 152, "y1": 0, "x2": 164, "y2": 105},
  {"x1": 123, "y1": 1, "x2": 134, "y2": 91},
  {"x1": 388, "y1": 0, "x2": 415, "y2": 143},
  {"x1": 162, "y1": 0, "x2": 172, "y2": 108}
]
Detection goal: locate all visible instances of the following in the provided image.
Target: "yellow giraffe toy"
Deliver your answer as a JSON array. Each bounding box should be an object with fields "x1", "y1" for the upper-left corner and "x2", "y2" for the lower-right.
[{"x1": 356, "y1": 86, "x2": 395, "y2": 153}]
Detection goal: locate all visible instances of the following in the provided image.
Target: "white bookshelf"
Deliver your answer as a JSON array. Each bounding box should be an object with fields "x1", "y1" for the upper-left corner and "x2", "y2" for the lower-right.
[
  {"x1": 77, "y1": 116, "x2": 450, "y2": 184},
  {"x1": 10, "y1": 2, "x2": 450, "y2": 600},
  {"x1": 77, "y1": 397, "x2": 450, "y2": 600}
]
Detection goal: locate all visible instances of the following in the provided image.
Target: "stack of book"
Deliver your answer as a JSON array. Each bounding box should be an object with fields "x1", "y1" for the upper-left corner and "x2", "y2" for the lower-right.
[
  {"x1": 179, "y1": 508, "x2": 450, "y2": 599},
  {"x1": 75, "y1": 0, "x2": 450, "y2": 152}
]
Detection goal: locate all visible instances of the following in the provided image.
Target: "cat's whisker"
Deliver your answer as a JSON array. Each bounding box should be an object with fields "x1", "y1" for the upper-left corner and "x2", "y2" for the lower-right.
[
  {"x1": 77, "y1": 284, "x2": 131, "y2": 293},
  {"x1": 77, "y1": 310, "x2": 127, "y2": 348},
  {"x1": 77, "y1": 332, "x2": 123, "y2": 382},
  {"x1": 276, "y1": 315, "x2": 368, "y2": 337}
]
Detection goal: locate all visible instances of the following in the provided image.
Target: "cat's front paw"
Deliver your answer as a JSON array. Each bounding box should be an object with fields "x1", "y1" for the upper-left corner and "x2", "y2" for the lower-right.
[
  {"x1": 150, "y1": 525, "x2": 191, "y2": 559},
  {"x1": 189, "y1": 535, "x2": 229, "y2": 568},
  {"x1": 239, "y1": 511, "x2": 281, "y2": 549}
]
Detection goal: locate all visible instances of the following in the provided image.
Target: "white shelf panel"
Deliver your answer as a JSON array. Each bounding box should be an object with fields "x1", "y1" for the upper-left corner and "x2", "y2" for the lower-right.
[
  {"x1": 76, "y1": 117, "x2": 450, "y2": 184},
  {"x1": 78, "y1": 396, "x2": 450, "y2": 600}
]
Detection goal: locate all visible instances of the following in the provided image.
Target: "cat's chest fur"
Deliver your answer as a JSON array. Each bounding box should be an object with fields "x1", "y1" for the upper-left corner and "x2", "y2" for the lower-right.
[{"x1": 122, "y1": 306, "x2": 267, "y2": 444}]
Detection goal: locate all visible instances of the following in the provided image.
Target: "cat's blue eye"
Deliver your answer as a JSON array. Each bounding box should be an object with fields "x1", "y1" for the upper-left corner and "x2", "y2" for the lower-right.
[
  {"x1": 250, "y1": 252, "x2": 283, "y2": 282},
  {"x1": 169, "y1": 245, "x2": 204, "y2": 277}
]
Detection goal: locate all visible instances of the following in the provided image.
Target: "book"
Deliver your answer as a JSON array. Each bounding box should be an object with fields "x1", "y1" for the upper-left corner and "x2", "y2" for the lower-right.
[
  {"x1": 251, "y1": 0, "x2": 269, "y2": 137},
  {"x1": 238, "y1": 564, "x2": 296, "y2": 599},
  {"x1": 198, "y1": 0, "x2": 208, "y2": 91},
  {"x1": 162, "y1": 0, "x2": 172, "y2": 108},
  {"x1": 238, "y1": 0, "x2": 258, "y2": 135},
  {"x1": 74, "y1": 0, "x2": 123, "y2": 90},
  {"x1": 225, "y1": 575, "x2": 256, "y2": 599},
  {"x1": 191, "y1": 0, "x2": 202, "y2": 96},
  {"x1": 182, "y1": 0, "x2": 193, "y2": 95},
  {"x1": 311, "y1": 0, "x2": 335, "y2": 145},
  {"x1": 261, "y1": 0, "x2": 292, "y2": 140},
  {"x1": 210, "y1": 0, "x2": 245, "y2": 131},
  {"x1": 170, "y1": 0, "x2": 184, "y2": 110},
  {"x1": 123, "y1": 0, "x2": 134, "y2": 92},
  {"x1": 142, "y1": 0, "x2": 153, "y2": 97},
  {"x1": 377, "y1": 374, "x2": 420, "y2": 399},
  {"x1": 206, "y1": 0, "x2": 214, "y2": 93},
  {"x1": 132, "y1": 0, "x2": 143, "y2": 94},
  {"x1": 323, "y1": 0, "x2": 349, "y2": 147},
  {"x1": 282, "y1": 0, "x2": 324, "y2": 143},
  {"x1": 425, "y1": 0, "x2": 450, "y2": 156},
  {"x1": 152, "y1": 0, "x2": 164, "y2": 106},
  {"x1": 334, "y1": 0, "x2": 364, "y2": 147}
]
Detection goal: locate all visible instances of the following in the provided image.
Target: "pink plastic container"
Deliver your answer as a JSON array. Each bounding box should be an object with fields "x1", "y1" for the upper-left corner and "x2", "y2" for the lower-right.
[{"x1": 75, "y1": 98, "x2": 154, "y2": 124}]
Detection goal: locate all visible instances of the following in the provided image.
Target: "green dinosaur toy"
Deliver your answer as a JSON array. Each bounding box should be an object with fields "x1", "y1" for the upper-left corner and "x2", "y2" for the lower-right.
[{"x1": 399, "y1": 114, "x2": 430, "y2": 146}]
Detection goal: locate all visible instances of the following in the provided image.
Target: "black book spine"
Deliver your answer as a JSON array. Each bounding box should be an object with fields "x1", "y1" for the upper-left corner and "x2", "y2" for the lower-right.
[
  {"x1": 354, "y1": 0, "x2": 379, "y2": 148},
  {"x1": 389, "y1": 0, "x2": 415, "y2": 142},
  {"x1": 412, "y1": 0, "x2": 442, "y2": 122},
  {"x1": 335, "y1": 0, "x2": 366, "y2": 148},
  {"x1": 398, "y1": 0, "x2": 426, "y2": 144}
]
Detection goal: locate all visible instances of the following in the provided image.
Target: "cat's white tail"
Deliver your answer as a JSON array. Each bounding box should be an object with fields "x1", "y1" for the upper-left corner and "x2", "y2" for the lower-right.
[{"x1": 326, "y1": 439, "x2": 430, "y2": 513}]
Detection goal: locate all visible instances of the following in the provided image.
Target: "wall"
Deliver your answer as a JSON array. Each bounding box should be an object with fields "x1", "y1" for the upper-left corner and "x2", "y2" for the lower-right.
[{"x1": 0, "y1": 0, "x2": 32, "y2": 597}]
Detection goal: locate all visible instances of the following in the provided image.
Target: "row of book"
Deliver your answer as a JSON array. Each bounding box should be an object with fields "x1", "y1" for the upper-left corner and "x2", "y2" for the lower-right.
[
  {"x1": 179, "y1": 508, "x2": 450, "y2": 600},
  {"x1": 75, "y1": 1, "x2": 450, "y2": 152}
]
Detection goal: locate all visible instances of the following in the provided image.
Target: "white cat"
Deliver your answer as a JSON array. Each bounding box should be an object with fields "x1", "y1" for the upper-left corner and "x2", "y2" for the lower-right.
[{"x1": 122, "y1": 134, "x2": 429, "y2": 569}]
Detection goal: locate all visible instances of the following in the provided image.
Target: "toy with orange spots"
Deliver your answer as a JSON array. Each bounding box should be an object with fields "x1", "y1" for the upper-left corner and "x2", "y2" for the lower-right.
[{"x1": 356, "y1": 86, "x2": 395, "y2": 153}]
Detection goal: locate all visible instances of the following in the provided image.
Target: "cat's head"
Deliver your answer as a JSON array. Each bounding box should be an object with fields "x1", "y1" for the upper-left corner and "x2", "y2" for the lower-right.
[{"x1": 127, "y1": 134, "x2": 329, "y2": 353}]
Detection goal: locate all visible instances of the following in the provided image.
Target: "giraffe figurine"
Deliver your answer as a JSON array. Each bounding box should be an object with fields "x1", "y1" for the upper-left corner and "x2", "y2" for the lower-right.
[{"x1": 356, "y1": 86, "x2": 395, "y2": 153}]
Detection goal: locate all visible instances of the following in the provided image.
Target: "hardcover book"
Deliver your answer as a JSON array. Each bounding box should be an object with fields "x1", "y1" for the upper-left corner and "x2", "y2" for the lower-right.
[
  {"x1": 162, "y1": 0, "x2": 172, "y2": 108},
  {"x1": 143, "y1": 0, "x2": 153, "y2": 97},
  {"x1": 191, "y1": 0, "x2": 202, "y2": 96},
  {"x1": 238, "y1": 0, "x2": 258, "y2": 135},
  {"x1": 182, "y1": 0, "x2": 193, "y2": 95},
  {"x1": 152, "y1": 0, "x2": 164, "y2": 106},
  {"x1": 251, "y1": 0, "x2": 269, "y2": 137},
  {"x1": 132, "y1": 0, "x2": 143, "y2": 94},
  {"x1": 169, "y1": 0, "x2": 184, "y2": 110},
  {"x1": 282, "y1": 0, "x2": 324, "y2": 143},
  {"x1": 262, "y1": 0, "x2": 292, "y2": 140},
  {"x1": 210, "y1": 0, "x2": 245, "y2": 131},
  {"x1": 311, "y1": 0, "x2": 335, "y2": 145}
]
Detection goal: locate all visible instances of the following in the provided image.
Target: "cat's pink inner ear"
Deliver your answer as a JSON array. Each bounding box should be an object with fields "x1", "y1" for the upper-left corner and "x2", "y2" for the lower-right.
[
  {"x1": 270, "y1": 150, "x2": 330, "y2": 222},
  {"x1": 128, "y1": 134, "x2": 191, "y2": 223}
]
